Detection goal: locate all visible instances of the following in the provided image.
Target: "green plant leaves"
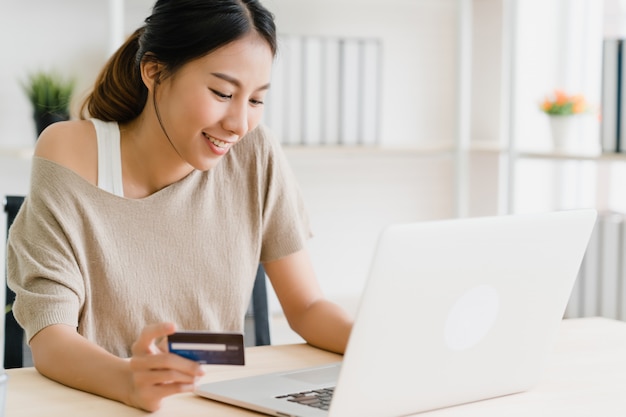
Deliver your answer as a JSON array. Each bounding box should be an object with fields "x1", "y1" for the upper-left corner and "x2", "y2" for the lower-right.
[{"x1": 20, "y1": 71, "x2": 75, "y2": 117}]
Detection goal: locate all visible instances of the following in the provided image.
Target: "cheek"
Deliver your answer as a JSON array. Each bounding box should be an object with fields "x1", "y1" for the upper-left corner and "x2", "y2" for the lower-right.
[{"x1": 172, "y1": 90, "x2": 216, "y2": 122}]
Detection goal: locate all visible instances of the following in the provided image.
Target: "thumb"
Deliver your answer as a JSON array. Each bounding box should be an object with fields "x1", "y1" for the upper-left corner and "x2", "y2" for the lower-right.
[{"x1": 132, "y1": 322, "x2": 177, "y2": 355}]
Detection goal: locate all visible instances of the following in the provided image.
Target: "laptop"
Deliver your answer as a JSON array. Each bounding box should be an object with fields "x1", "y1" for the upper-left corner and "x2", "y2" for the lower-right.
[{"x1": 196, "y1": 210, "x2": 597, "y2": 417}]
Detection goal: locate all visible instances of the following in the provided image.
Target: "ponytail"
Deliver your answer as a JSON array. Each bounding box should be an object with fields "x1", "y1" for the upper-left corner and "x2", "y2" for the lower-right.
[{"x1": 80, "y1": 28, "x2": 147, "y2": 122}]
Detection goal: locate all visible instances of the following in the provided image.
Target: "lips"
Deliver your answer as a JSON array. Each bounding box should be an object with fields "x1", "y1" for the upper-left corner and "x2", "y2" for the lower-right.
[{"x1": 203, "y1": 132, "x2": 231, "y2": 149}]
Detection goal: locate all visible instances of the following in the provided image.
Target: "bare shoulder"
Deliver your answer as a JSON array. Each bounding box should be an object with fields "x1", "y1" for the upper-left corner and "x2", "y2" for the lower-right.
[{"x1": 34, "y1": 119, "x2": 98, "y2": 185}]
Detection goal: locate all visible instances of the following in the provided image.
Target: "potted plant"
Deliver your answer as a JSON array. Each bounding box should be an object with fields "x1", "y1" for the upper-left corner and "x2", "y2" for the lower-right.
[
  {"x1": 540, "y1": 89, "x2": 591, "y2": 151},
  {"x1": 21, "y1": 71, "x2": 75, "y2": 138}
]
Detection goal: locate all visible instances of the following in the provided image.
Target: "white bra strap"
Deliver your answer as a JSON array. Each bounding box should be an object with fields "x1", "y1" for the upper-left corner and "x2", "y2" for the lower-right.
[{"x1": 91, "y1": 118, "x2": 124, "y2": 197}]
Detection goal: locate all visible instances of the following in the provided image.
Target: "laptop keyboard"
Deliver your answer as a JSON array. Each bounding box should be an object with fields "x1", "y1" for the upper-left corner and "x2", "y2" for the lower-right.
[{"x1": 275, "y1": 387, "x2": 335, "y2": 411}]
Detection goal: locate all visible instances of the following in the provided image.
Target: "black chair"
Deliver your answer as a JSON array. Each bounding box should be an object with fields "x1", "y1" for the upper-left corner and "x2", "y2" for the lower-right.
[
  {"x1": 248, "y1": 264, "x2": 271, "y2": 346},
  {"x1": 4, "y1": 195, "x2": 270, "y2": 368},
  {"x1": 4, "y1": 195, "x2": 25, "y2": 368}
]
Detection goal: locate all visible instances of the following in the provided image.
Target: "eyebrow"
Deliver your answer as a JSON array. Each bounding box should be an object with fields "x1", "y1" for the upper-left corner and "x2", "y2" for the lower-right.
[{"x1": 211, "y1": 72, "x2": 271, "y2": 91}]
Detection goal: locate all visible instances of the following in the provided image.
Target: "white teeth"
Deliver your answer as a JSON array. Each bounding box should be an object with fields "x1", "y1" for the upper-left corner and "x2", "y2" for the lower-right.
[{"x1": 207, "y1": 135, "x2": 228, "y2": 148}]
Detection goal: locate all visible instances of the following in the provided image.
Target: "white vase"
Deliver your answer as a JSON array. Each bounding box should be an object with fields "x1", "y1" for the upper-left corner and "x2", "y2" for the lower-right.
[{"x1": 548, "y1": 115, "x2": 581, "y2": 151}]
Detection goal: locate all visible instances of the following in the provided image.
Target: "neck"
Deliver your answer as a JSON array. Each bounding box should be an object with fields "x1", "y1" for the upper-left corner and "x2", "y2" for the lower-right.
[{"x1": 119, "y1": 113, "x2": 194, "y2": 199}]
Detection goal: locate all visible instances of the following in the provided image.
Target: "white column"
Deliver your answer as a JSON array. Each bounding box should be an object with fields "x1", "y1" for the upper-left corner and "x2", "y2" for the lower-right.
[
  {"x1": 500, "y1": 0, "x2": 518, "y2": 215},
  {"x1": 456, "y1": 0, "x2": 472, "y2": 218},
  {"x1": 108, "y1": 0, "x2": 125, "y2": 56}
]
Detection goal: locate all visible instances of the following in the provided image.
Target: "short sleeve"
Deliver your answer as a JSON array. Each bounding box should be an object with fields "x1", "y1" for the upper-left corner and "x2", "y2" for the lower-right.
[
  {"x1": 256, "y1": 127, "x2": 313, "y2": 262},
  {"x1": 7, "y1": 158, "x2": 85, "y2": 342}
]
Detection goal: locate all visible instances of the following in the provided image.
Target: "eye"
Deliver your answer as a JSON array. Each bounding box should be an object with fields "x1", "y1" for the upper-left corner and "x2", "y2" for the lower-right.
[
  {"x1": 249, "y1": 98, "x2": 264, "y2": 106},
  {"x1": 209, "y1": 88, "x2": 232, "y2": 100}
]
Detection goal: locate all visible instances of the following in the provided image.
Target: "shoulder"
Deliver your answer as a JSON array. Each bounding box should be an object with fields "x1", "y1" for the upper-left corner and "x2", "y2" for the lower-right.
[
  {"x1": 239, "y1": 125, "x2": 284, "y2": 163},
  {"x1": 224, "y1": 125, "x2": 276, "y2": 171},
  {"x1": 34, "y1": 119, "x2": 98, "y2": 185}
]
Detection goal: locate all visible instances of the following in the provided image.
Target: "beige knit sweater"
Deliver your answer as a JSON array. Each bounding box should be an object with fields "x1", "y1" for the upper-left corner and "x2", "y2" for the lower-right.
[{"x1": 7, "y1": 125, "x2": 311, "y2": 357}]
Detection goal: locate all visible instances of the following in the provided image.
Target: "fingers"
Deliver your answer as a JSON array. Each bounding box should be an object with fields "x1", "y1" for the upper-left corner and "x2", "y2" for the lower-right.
[
  {"x1": 128, "y1": 355, "x2": 204, "y2": 411},
  {"x1": 131, "y1": 322, "x2": 177, "y2": 356},
  {"x1": 131, "y1": 363, "x2": 201, "y2": 387},
  {"x1": 155, "y1": 336, "x2": 169, "y2": 352},
  {"x1": 128, "y1": 322, "x2": 208, "y2": 411},
  {"x1": 130, "y1": 350, "x2": 204, "y2": 379},
  {"x1": 130, "y1": 381, "x2": 197, "y2": 413}
]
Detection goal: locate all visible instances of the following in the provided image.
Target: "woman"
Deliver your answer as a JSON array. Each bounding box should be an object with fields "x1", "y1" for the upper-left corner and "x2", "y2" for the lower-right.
[{"x1": 7, "y1": 0, "x2": 352, "y2": 411}]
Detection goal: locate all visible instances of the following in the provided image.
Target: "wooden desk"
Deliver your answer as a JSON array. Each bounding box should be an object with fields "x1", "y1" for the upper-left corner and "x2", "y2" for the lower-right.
[{"x1": 5, "y1": 318, "x2": 626, "y2": 416}]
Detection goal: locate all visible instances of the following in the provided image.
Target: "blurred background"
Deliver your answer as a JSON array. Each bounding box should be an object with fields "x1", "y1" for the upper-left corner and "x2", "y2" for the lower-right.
[{"x1": 2, "y1": 0, "x2": 626, "y2": 343}]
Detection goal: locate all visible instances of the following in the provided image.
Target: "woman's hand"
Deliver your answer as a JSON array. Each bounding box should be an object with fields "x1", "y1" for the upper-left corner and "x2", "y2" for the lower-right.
[
  {"x1": 30, "y1": 322, "x2": 205, "y2": 412},
  {"x1": 127, "y1": 322, "x2": 205, "y2": 412}
]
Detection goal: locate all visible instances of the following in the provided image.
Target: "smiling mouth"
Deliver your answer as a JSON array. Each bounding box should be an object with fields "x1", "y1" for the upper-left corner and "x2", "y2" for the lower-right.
[{"x1": 203, "y1": 133, "x2": 230, "y2": 148}]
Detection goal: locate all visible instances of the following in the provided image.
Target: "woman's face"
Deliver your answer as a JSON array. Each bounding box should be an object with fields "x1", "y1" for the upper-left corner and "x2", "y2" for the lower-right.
[{"x1": 153, "y1": 33, "x2": 273, "y2": 171}]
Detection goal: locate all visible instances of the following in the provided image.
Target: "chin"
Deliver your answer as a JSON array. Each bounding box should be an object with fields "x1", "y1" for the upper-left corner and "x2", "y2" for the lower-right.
[{"x1": 194, "y1": 156, "x2": 225, "y2": 172}]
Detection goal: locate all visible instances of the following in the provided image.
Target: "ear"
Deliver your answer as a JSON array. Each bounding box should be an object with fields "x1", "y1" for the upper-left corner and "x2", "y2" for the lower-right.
[{"x1": 140, "y1": 57, "x2": 162, "y2": 92}]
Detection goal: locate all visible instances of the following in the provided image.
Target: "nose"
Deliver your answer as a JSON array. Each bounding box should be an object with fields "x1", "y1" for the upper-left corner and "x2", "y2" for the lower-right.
[{"x1": 222, "y1": 100, "x2": 248, "y2": 138}]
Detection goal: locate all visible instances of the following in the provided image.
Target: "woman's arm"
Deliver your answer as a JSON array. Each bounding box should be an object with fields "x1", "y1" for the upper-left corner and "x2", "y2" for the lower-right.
[
  {"x1": 29, "y1": 322, "x2": 204, "y2": 412},
  {"x1": 264, "y1": 249, "x2": 353, "y2": 354}
]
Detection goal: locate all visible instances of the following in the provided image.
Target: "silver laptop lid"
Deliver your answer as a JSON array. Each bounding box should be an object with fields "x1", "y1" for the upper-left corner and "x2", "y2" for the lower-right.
[{"x1": 329, "y1": 209, "x2": 596, "y2": 417}]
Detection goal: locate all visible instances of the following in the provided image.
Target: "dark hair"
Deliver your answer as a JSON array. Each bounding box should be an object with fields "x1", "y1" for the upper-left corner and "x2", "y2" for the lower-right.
[{"x1": 81, "y1": 0, "x2": 277, "y2": 122}]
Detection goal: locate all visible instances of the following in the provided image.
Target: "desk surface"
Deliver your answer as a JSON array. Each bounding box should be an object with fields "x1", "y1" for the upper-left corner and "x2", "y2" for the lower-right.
[{"x1": 6, "y1": 317, "x2": 626, "y2": 416}]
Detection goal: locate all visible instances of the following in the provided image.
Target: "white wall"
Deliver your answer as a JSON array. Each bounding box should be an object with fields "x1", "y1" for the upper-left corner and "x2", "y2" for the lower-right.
[
  {"x1": 0, "y1": 1, "x2": 110, "y2": 147},
  {"x1": 604, "y1": 0, "x2": 626, "y2": 38}
]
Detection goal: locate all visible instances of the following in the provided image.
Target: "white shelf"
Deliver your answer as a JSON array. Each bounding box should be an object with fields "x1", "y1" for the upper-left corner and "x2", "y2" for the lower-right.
[
  {"x1": 0, "y1": 147, "x2": 34, "y2": 160},
  {"x1": 517, "y1": 151, "x2": 626, "y2": 162}
]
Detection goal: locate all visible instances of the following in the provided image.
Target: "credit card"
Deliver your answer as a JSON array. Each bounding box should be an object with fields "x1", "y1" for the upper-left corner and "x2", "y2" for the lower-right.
[{"x1": 167, "y1": 332, "x2": 245, "y2": 365}]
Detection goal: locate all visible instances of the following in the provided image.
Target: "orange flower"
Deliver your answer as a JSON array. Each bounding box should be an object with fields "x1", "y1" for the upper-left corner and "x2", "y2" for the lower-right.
[
  {"x1": 540, "y1": 90, "x2": 589, "y2": 116},
  {"x1": 571, "y1": 95, "x2": 586, "y2": 113},
  {"x1": 554, "y1": 90, "x2": 569, "y2": 105}
]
